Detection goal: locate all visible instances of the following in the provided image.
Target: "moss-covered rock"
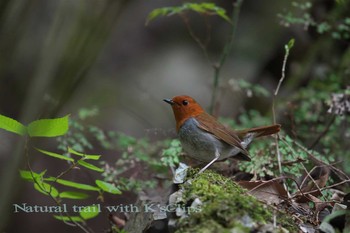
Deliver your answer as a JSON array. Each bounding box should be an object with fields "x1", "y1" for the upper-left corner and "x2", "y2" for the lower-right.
[{"x1": 171, "y1": 169, "x2": 298, "y2": 233}]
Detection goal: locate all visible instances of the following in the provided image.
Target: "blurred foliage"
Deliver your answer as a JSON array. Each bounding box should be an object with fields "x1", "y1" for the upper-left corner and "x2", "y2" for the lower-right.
[
  {"x1": 57, "y1": 107, "x2": 111, "y2": 152},
  {"x1": 228, "y1": 79, "x2": 270, "y2": 98},
  {"x1": 279, "y1": 0, "x2": 350, "y2": 171},
  {"x1": 0, "y1": 1, "x2": 127, "y2": 231},
  {"x1": 278, "y1": 1, "x2": 350, "y2": 40},
  {"x1": 287, "y1": 73, "x2": 350, "y2": 172}
]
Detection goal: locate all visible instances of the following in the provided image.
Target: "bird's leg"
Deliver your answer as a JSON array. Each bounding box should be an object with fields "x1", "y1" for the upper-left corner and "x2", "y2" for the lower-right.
[{"x1": 198, "y1": 149, "x2": 220, "y2": 174}]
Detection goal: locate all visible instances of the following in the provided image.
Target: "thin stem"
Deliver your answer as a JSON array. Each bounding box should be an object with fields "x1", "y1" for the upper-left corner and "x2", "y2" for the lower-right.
[
  {"x1": 272, "y1": 40, "x2": 293, "y2": 123},
  {"x1": 180, "y1": 13, "x2": 211, "y2": 63},
  {"x1": 24, "y1": 139, "x2": 94, "y2": 233},
  {"x1": 309, "y1": 115, "x2": 336, "y2": 149},
  {"x1": 271, "y1": 39, "x2": 293, "y2": 195},
  {"x1": 209, "y1": 0, "x2": 244, "y2": 115},
  {"x1": 274, "y1": 47, "x2": 290, "y2": 97}
]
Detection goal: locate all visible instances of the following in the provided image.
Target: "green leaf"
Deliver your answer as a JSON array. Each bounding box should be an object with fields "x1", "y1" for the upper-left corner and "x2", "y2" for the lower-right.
[
  {"x1": 44, "y1": 176, "x2": 56, "y2": 182},
  {"x1": 317, "y1": 22, "x2": 331, "y2": 34},
  {"x1": 68, "y1": 147, "x2": 101, "y2": 160},
  {"x1": 59, "y1": 191, "x2": 89, "y2": 199},
  {"x1": 35, "y1": 148, "x2": 74, "y2": 162},
  {"x1": 56, "y1": 179, "x2": 100, "y2": 191},
  {"x1": 27, "y1": 115, "x2": 69, "y2": 137},
  {"x1": 54, "y1": 215, "x2": 84, "y2": 222},
  {"x1": 146, "y1": 2, "x2": 231, "y2": 25},
  {"x1": 34, "y1": 182, "x2": 59, "y2": 197},
  {"x1": 20, "y1": 170, "x2": 42, "y2": 181},
  {"x1": 146, "y1": 7, "x2": 172, "y2": 25},
  {"x1": 77, "y1": 160, "x2": 104, "y2": 172},
  {"x1": 95, "y1": 180, "x2": 121, "y2": 194},
  {"x1": 199, "y1": 3, "x2": 230, "y2": 22},
  {"x1": 285, "y1": 38, "x2": 295, "y2": 50},
  {"x1": 68, "y1": 147, "x2": 85, "y2": 156},
  {"x1": 0, "y1": 114, "x2": 27, "y2": 136},
  {"x1": 84, "y1": 155, "x2": 101, "y2": 160},
  {"x1": 79, "y1": 205, "x2": 100, "y2": 220}
]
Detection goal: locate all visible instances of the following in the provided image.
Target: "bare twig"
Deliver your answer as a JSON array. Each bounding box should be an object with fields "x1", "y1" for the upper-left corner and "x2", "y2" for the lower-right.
[
  {"x1": 280, "y1": 136, "x2": 326, "y2": 196},
  {"x1": 280, "y1": 135, "x2": 350, "y2": 202},
  {"x1": 271, "y1": 39, "x2": 294, "y2": 196},
  {"x1": 274, "y1": 40, "x2": 293, "y2": 97},
  {"x1": 286, "y1": 135, "x2": 350, "y2": 181},
  {"x1": 302, "y1": 179, "x2": 350, "y2": 195},
  {"x1": 299, "y1": 164, "x2": 325, "y2": 198},
  {"x1": 272, "y1": 39, "x2": 294, "y2": 122},
  {"x1": 279, "y1": 136, "x2": 326, "y2": 197},
  {"x1": 281, "y1": 157, "x2": 306, "y2": 166}
]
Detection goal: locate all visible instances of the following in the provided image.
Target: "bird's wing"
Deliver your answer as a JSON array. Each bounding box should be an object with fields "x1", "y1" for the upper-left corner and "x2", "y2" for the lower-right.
[{"x1": 196, "y1": 112, "x2": 250, "y2": 158}]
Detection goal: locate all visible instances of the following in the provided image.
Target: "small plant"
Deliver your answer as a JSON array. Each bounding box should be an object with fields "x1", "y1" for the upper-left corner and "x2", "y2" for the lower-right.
[
  {"x1": 54, "y1": 108, "x2": 173, "y2": 193},
  {"x1": 100, "y1": 133, "x2": 171, "y2": 192},
  {"x1": 161, "y1": 139, "x2": 182, "y2": 169}
]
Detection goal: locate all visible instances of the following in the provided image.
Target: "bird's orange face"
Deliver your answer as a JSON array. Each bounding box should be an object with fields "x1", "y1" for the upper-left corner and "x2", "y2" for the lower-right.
[{"x1": 164, "y1": 95, "x2": 204, "y2": 131}]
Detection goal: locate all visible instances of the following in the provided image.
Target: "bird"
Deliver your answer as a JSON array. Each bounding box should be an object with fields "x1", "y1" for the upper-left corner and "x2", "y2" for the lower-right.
[{"x1": 164, "y1": 95, "x2": 281, "y2": 173}]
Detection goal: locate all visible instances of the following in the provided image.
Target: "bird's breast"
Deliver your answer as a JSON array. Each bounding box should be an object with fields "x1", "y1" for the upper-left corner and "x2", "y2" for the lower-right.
[{"x1": 178, "y1": 117, "x2": 224, "y2": 162}]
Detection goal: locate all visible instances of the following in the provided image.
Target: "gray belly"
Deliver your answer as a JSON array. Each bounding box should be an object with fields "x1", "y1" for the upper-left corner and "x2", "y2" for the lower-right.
[{"x1": 178, "y1": 118, "x2": 244, "y2": 162}]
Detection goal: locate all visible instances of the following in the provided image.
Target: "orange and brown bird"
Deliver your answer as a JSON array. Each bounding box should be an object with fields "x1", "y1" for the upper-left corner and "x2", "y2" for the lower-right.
[{"x1": 164, "y1": 95, "x2": 281, "y2": 173}]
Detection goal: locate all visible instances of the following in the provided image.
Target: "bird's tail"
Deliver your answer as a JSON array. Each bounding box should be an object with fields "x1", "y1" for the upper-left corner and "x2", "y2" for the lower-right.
[{"x1": 236, "y1": 124, "x2": 281, "y2": 139}]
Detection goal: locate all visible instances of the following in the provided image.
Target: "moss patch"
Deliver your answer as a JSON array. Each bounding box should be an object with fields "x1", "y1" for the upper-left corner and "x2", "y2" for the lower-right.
[{"x1": 173, "y1": 169, "x2": 298, "y2": 232}]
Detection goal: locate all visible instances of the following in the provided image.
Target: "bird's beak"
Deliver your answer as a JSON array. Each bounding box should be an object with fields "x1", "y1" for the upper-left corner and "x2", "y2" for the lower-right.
[{"x1": 163, "y1": 98, "x2": 175, "y2": 105}]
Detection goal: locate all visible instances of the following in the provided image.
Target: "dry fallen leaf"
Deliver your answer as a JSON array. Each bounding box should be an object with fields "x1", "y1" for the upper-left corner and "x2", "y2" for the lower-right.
[{"x1": 238, "y1": 179, "x2": 288, "y2": 204}]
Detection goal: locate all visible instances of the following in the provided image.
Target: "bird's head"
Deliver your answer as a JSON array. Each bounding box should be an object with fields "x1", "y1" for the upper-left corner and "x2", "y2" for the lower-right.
[{"x1": 164, "y1": 95, "x2": 204, "y2": 131}]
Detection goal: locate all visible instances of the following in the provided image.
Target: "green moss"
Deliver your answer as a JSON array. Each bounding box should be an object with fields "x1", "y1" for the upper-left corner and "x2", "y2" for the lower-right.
[{"x1": 174, "y1": 169, "x2": 297, "y2": 232}]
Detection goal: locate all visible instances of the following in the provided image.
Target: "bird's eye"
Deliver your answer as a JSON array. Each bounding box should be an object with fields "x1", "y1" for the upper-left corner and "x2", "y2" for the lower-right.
[{"x1": 182, "y1": 100, "x2": 189, "y2": 106}]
